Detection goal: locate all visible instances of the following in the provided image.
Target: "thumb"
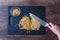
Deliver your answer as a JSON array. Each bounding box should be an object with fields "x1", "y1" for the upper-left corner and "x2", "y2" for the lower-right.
[{"x1": 47, "y1": 22, "x2": 54, "y2": 30}]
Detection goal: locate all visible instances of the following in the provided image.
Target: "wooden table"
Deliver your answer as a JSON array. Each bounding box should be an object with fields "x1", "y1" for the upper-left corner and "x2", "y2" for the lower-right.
[{"x1": 0, "y1": 0, "x2": 60, "y2": 40}]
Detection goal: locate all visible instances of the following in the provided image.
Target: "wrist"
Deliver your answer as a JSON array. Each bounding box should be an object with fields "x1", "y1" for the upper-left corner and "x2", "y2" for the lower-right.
[{"x1": 56, "y1": 32, "x2": 60, "y2": 37}]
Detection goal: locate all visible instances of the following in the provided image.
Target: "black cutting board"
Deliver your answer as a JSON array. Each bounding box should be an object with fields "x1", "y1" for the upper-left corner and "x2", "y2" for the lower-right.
[{"x1": 8, "y1": 6, "x2": 46, "y2": 35}]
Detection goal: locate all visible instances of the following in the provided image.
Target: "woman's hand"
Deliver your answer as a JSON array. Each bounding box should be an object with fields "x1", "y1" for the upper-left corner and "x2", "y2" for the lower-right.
[{"x1": 47, "y1": 22, "x2": 60, "y2": 40}]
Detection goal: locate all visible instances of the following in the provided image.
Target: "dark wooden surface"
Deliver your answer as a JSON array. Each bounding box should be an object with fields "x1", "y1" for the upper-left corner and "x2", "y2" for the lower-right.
[{"x1": 0, "y1": 0, "x2": 60, "y2": 40}]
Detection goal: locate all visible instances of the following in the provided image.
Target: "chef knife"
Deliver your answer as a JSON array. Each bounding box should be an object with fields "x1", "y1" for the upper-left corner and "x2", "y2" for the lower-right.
[{"x1": 29, "y1": 13, "x2": 49, "y2": 27}]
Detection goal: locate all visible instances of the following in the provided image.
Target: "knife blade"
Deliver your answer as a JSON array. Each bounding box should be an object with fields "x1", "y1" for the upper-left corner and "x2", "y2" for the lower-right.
[{"x1": 29, "y1": 13, "x2": 49, "y2": 27}]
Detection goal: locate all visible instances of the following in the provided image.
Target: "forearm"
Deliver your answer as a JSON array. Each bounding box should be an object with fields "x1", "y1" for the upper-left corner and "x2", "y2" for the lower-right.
[
  {"x1": 58, "y1": 35, "x2": 60, "y2": 40},
  {"x1": 57, "y1": 32, "x2": 60, "y2": 40}
]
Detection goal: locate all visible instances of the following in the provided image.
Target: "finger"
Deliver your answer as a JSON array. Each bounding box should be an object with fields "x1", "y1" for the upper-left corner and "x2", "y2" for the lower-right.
[
  {"x1": 49, "y1": 22, "x2": 54, "y2": 27},
  {"x1": 48, "y1": 25, "x2": 52, "y2": 30},
  {"x1": 47, "y1": 22, "x2": 52, "y2": 28},
  {"x1": 55, "y1": 24, "x2": 58, "y2": 26}
]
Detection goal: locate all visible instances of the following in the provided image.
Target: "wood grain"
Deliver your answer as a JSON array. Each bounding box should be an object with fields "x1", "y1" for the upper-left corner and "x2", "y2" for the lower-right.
[{"x1": 0, "y1": 0, "x2": 60, "y2": 40}]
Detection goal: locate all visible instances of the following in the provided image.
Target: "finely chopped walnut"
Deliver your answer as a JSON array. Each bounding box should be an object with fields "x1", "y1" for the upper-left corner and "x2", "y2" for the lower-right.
[
  {"x1": 12, "y1": 8, "x2": 20, "y2": 16},
  {"x1": 18, "y1": 15, "x2": 41, "y2": 30}
]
